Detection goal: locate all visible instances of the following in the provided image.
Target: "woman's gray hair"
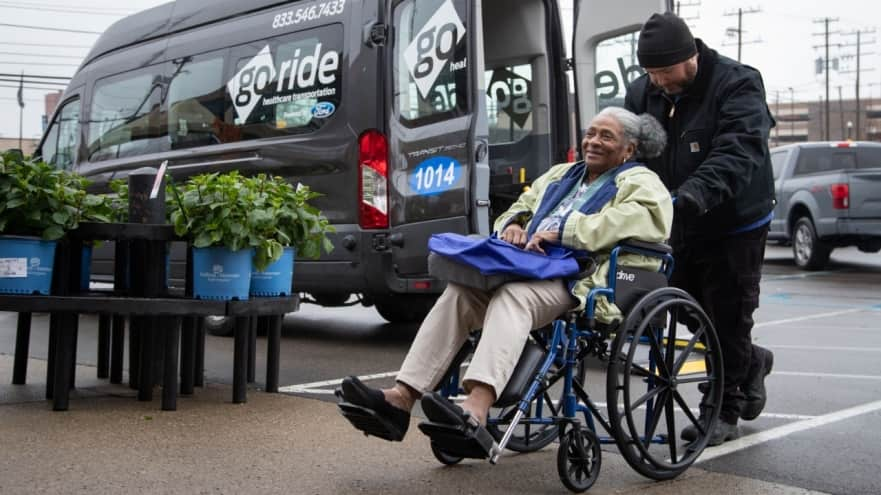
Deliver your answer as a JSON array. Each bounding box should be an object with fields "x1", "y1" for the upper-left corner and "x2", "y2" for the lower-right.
[{"x1": 595, "y1": 106, "x2": 667, "y2": 160}]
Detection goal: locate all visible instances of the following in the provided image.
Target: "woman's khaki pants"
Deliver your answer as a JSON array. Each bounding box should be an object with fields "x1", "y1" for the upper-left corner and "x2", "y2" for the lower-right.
[{"x1": 397, "y1": 279, "x2": 575, "y2": 398}]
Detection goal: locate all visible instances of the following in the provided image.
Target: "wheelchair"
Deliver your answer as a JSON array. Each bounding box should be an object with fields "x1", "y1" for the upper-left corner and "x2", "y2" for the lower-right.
[{"x1": 424, "y1": 240, "x2": 724, "y2": 493}]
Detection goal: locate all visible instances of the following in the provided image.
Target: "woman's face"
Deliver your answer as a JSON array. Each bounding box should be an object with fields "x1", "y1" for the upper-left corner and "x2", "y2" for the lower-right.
[{"x1": 581, "y1": 114, "x2": 635, "y2": 174}]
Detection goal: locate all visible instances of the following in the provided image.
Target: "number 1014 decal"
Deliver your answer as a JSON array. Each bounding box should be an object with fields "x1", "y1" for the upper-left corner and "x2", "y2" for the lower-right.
[{"x1": 409, "y1": 156, "x2": 462, "y2": 196}]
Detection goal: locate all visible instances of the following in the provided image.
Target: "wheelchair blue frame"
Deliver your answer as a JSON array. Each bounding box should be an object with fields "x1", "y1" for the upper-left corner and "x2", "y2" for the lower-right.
[{"x1": 439, "y1": 242, "x2": 676, "y2": 455}]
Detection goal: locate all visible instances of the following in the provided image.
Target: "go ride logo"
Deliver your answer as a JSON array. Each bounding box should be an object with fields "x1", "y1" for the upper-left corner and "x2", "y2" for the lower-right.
[
  {"x1": 403, "y1": 0, "x2": 466, "y2": 100},
  {"x1": 226, "y1": 42, "x2": 340, "y2": 123}
]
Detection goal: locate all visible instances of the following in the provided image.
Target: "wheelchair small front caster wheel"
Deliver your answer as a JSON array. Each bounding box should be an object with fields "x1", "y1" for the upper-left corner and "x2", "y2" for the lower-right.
[
  {"x1": 430, "y1": 441, "x2": 463, "y2": 465},
  {"x1": 557, "y1": 426, "x2": 601, "y2": 493}
]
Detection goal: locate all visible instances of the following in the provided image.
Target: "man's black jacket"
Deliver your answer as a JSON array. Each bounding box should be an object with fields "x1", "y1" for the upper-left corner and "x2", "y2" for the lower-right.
[{"x1": 625, "y1": 39, "x2": 776, "y2": 241}]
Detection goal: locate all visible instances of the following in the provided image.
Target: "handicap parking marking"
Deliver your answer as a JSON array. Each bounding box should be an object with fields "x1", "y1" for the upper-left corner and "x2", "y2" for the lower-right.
[
  {"x1": 697, "y1": 399, "x2": 881, "y2": 463},
  {"x1": 753, "y1": 307, "x2": 867, "y2": 328}
]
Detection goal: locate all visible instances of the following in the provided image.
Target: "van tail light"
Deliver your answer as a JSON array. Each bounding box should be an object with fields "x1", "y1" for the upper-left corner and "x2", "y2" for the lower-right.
[
  {"x1": 830, "y1": 183, "x2": 849, "y2": 209},
  {"x1": 358, "y1": 129, "x2": 389, "y2": 229}
]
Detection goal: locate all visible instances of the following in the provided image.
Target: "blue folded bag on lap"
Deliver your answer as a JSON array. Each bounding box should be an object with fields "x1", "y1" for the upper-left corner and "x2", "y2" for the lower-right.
[{"x1": 428, "y1": 233, "x2": 587, "y2": 286}]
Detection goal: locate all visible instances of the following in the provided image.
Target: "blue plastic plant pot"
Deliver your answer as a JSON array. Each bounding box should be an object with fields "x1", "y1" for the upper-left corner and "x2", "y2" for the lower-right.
[
  {"x1": 81, "y1": 244, "x2": 93, "y2": 291},
  {"x1": 0, "y1": 236, "x2": 57, "y2": 295},
  {"x1": 192, "y1": 246, "x2": 252, "y2": 301},
  {"x1": 250, "y1": 247, "x2": 295, "y2": 297}
]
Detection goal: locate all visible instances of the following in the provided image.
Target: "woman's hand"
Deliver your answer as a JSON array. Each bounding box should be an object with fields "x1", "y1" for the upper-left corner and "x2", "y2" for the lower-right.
[
  {"x1": 525, "y1": 231, "x2": 559, "y2": 255},
  {"x1": 501, "y1": 223, "x2": 528, "y2": 248}
]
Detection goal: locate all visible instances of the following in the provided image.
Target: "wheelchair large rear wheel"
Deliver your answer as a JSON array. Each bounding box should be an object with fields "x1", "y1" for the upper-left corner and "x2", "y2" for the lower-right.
[{"x1": 606, "y1": 287, "x2": 723, "y2": 480}]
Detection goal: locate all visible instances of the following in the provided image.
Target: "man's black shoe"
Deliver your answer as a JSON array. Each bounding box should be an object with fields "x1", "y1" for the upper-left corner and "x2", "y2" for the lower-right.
[
  {"x1": 741, "y1": 345, "x2": 774, "y2": 421},
  {"x1": 681, "y1": 417, "x2": 739, "y2": 446}
]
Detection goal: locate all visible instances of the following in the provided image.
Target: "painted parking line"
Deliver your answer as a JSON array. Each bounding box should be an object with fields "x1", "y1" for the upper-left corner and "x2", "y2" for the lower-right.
[
  {"x1": 765, "y1": 344, "x2": 881, "y2": 353},
  {"x1": 698, "y1": 399, "x2": 881, "y2": 463}
]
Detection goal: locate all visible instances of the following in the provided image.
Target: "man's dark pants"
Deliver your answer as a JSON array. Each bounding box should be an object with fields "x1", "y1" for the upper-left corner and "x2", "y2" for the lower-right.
[{"x1": 671, "y1": 225, "x2": 769, "y2": 424}]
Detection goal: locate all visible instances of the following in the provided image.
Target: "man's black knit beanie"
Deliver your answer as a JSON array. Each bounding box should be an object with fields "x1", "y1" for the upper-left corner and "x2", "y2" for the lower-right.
[{"x1": 637, "y1": 12, "x2": 697, "y2": 68}]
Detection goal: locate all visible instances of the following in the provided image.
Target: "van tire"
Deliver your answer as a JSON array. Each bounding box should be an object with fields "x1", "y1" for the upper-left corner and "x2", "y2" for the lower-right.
[
  {"x1": 792, "y1": 217, "x2": 831, "y2": 270},
  {"x1": 204, "y1": 316, "x2": 235, "y2": 337},
  {"x1": 374, "y1": 294, "x2": 438, "y2": 323}
]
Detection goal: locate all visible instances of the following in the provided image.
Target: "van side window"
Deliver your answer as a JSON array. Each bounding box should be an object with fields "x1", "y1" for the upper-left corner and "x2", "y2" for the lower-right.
[
  {"x1": 39, "y1": 98, "x2": 81, "y2": 170},
  {"x1": 486, "y1": 64, "x2": 533, "y2": 144},
  {"x1": 88, "y1": 70, "x2": 164, "y2": 162},
  {"x1": 227, "y1": 25, "x2": 343, "y2": 139},
  {"x1": 794, "y1": 148, "x2": 856, "y2": 176},
  {"x1": 168, "y1": 53, "x2": 228, "y2": 149},
  {"x1": 393, "y1": 0, "x2": 469, "y2": 126}
]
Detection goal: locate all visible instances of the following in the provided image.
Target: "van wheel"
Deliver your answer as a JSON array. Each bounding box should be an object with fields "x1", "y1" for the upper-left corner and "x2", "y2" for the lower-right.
[
  {"x1": 204, "y1": 316, "x2": 234, "y2": 337},
  {"x1": 374, "y1": 294, "x2": 438, "y2": 323},
  {"x1": 792, "y1": 217, "x2": 831, "y2": 270}
]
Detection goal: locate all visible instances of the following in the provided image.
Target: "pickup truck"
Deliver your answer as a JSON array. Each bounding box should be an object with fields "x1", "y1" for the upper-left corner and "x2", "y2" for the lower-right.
[{"x1": 769, "y1": 141, "x2": 881, "y2": 270}]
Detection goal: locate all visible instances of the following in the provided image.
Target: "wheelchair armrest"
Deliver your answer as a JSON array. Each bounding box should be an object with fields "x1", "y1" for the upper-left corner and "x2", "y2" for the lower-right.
[{"x1": 620, "y1": 239, "x2": 672, "y2": 256}]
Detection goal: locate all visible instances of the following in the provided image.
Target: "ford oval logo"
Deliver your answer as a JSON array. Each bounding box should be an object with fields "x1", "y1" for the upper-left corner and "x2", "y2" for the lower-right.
[{"x1": 311, "y1": 101, "x2": 336, "y2": 119}]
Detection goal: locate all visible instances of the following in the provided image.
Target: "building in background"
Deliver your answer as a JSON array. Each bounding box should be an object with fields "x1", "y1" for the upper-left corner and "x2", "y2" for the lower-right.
[
  {"x1": 769, "y1": 97, "x2": 881, "y2": 147},
  {"x1": 0, "y1": 138, "x2": 38, "y2": 155},
  {"x1": 42, "y1": 90, "x2": 63, "y2": 132}
]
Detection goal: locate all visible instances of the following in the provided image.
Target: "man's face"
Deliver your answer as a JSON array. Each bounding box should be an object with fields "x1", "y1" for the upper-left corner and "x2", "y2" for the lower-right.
[{"x1": 645, "y1": 55, "x2": 698, "y2": 95}]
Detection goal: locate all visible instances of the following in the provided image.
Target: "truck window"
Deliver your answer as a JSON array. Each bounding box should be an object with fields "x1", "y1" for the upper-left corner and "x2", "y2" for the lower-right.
[
  {"x1": 168, "y1": 53, "x2": 228, "y2": 149},
  {"x1": 794, "y1": 148, "x2": 856, "y2": 176},
  {"x1": 856, "y1": 148, "x2": 881, "y2": 169},
  {"x1": 393, "y1": 0, "x2": 469, "y2": 126},
  {"x1": 770, "y1": 150, "x2": 788, "y2": 180},
  {"x1": 486, "y1": 64, "x2": 533, "y2": 144},
  {"x1": 88, "y1": 69, "x2": 164, "y2": 162},
  {"x1": 227, "y1": 24, "x2": 343, "y2": 140},
  {"x1": 39, "y1": 98, "x2": 81, "y2": 170}
]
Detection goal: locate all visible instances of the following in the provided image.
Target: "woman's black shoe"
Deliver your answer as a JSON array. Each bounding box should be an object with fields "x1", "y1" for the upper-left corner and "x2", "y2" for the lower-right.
[{"x1": 336, "y1": 375, "x2": 410, "y2": 441}]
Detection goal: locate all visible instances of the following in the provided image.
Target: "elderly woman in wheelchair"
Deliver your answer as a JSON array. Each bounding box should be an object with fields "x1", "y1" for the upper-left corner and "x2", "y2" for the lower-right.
[{"x1": 338, "y1": 107, "x2": 722, "y2": 492}]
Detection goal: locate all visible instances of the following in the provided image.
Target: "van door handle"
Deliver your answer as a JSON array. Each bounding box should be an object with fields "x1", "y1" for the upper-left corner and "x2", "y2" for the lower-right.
[
  {"x1": 476, "y1": 199, "x2": 490, "y2": 207},
  {"x1": 475, "y1": 141, "x2": 488, "y2": 162}
]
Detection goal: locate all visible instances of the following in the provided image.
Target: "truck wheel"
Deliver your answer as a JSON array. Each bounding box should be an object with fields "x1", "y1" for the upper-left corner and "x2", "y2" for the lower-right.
[
  {"x1": 374, "y1": 294, "x2": 438, "y2": 323},
  {"x1": 792, "y1": 217, "x2": 831, "y2": 270}
]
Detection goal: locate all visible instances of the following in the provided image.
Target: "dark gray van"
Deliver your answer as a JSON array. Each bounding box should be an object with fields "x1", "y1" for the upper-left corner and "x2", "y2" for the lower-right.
[{"x1": 36, "y1": 0, "x2": 668, "y2": 324}]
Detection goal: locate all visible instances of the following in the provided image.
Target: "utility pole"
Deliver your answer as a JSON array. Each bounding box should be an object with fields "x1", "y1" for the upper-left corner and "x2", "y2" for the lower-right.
[
  {"x1": 841, "y1": 29, "x2": 876, "y2": 141},
  {"x1": 775, "y1": 90, "x2": 780, "y2": 144},
  {"x1": 676, "y1": 1, "x2": 702, "y2": 28},
  {"x1": 838, "y1": 85, "x2": 845, "y2": 140},
  {"x1": 723, "y1": 7, "x2": 762, "y2": 62},
  {"x1": 813, "y1": 17, "x2": 839, "y2": 141}
]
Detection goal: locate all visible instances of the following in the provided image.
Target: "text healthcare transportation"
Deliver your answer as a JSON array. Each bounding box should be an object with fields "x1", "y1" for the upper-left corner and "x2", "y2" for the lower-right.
[{"x1": 36, "y1": 0, "x2": 670, "y2": 322}]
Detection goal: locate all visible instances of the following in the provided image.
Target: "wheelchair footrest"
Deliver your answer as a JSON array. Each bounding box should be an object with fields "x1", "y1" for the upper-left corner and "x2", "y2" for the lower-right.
[
  {"x1": 338, "y1": 401, "x2": 406, "y2": 442},
  {"x1": 418, "y1": 420, "x2": 499, "y2": 460}
]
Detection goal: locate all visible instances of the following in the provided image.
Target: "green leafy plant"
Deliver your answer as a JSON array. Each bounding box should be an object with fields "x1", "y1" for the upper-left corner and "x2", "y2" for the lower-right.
[
  {"x1": 245, "y1": 174, "x2": 335, "y2": 265},
  {"x1": 0, "y1": 151, "x2": 112, "y2": 240},
  {"x1": 168, "y1": 171, "x2": 334, "y2": 272}
]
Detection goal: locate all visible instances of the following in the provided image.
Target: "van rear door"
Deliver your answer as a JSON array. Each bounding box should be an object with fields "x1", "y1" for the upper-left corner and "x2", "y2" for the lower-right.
[
  {"x1": 573, "y1": 0, "x2": 670, "y2": 129},
  {"x1": 386, "y1": 0, "x2": 490, "y2": 278}
]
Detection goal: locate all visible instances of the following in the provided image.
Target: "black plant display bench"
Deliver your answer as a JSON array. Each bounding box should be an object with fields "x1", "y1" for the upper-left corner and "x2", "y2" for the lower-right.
[{"x1": 2, "y1": 221, "x2": 299, "y2": 412}]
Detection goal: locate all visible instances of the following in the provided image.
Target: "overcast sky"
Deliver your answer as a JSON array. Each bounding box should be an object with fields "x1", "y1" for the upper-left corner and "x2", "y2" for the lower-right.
[{"x1": 1, "y1": 0, "x2": 879, "y2": 140}]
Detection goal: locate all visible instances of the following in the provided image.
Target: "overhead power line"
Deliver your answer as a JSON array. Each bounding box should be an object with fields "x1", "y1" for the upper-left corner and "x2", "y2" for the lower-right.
[
  {"x1": 0, "y1": 51, "x2": 84, "y2": 59},
  {"x1": 0, "y1": 77, "x2": 67, "y2": 86},
  {"x1": 0, "y1": 61, "x2": 80, "y2": 67},
  {"x1": 0, "y1": 72, "x2": 71, "y2": 80},
  {"x1": 0, "y1": 0, "x2": 132, "y2": 12},
  {"x1": 0, "y1": 23, "x2": 101, "y2": 35},
  {"x1": 0, "y1": 41, "x2": 91, "y2": 49},
  {"x1": 0, "y1": 3, "x2": 128, "y2": 16}
]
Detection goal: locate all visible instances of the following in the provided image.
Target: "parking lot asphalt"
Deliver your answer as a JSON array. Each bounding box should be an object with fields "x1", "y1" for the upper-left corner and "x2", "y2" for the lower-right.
[
  {"x1": 1, "y1": 245, "x2": 879, "y2": 494},
  {"x1": 0, "y1": 355, "x2": 832, "y2": 495}
]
